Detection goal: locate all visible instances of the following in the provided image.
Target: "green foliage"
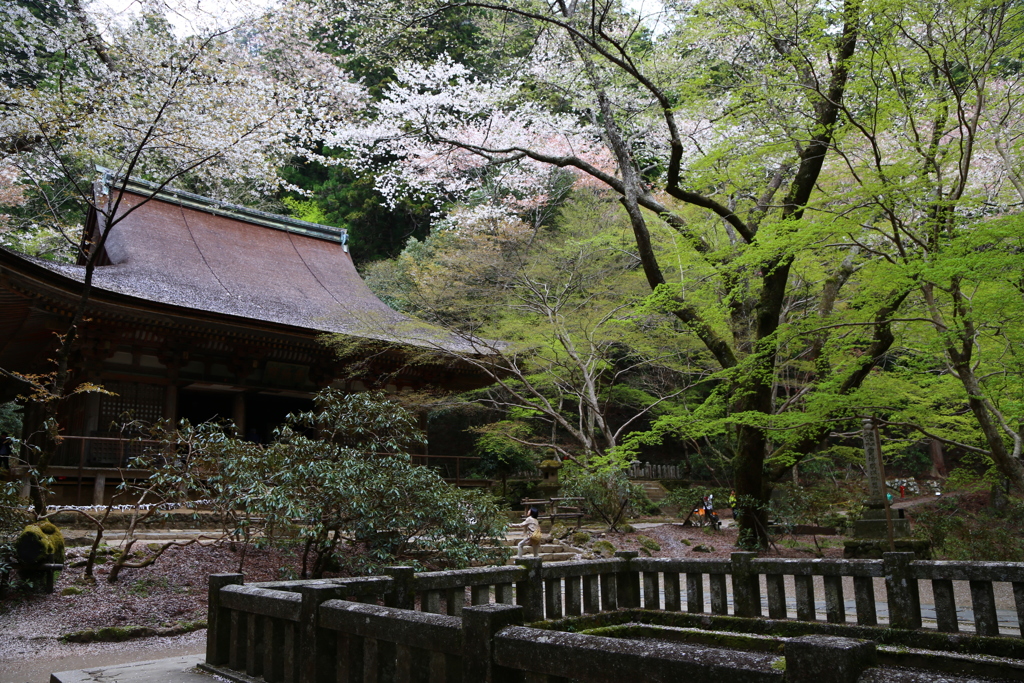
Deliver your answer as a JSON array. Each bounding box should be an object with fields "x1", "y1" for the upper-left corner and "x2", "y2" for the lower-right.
[
  {"x1": 768, "y1": 484, "x2": 853, "y2": 532},
  {"x1": 150, "y1": 389, "x2": 508, "y2": 574},
  {"x1": 0, "y1": 480, "x2": 31, "y2": 593},
  {"x1": 281, "y1": 196, "x2": 328, "y2": 225},
  {"x1": 354, "y1": 193, "x2": 701, "y2": 523},
  {"x1": 913, "y1": 495, "x2": 1024, "y2": 562},
  {"x1": 944, "y1": 463, "x2": 999, "y2": 492},
  {"x1": 0, "y1": 401, "x2": 20, "y2": 434},
  {"x1": 637, "y1": 535, "x2": 661, "y2": 555},
  {"x1": 663, "y1": 486, "x2": 730, "y2": 517},
  {"x1": 279, "y1": 162, "x2": 433, "y2": 265},
  {"x1": 0, "y1": 219, "x2": 82, "y2": 261},
  {"x1": 592, "y1": 540, "x2": 616, "y2": 558},
  {"x1": 561, "y1": 462, "x2": 648, "y2": 531},
  {"x1": 472, "y1": 421, "x2": 537, "y2": 494}
]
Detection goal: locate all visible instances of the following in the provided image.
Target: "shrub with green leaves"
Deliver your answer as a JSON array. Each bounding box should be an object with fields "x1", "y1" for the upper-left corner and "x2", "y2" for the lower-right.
[
  {"x1": 768, "y1": 483, "x2": 853, "y2": 532},
  {"x1": 472, "y1": 421, "x2": 538, "y2": 502},
  {"x1": 157, "y1": 390, "x2": 509, "y2": 575},
  {"x1": 0, "y1": 480, "x2": 32, "y2": 594},
  {"x1": 0, "y1": 401, "x2": 21, "y2": 434},
  {"x1": 913, "y1": 495, "x2": 1024, "y2": 562},
  {"x1": 663, "y1": 486, "x2": 730, "y2": 517},
  {"x1": 560, "y1": 462, "x2": 649, "y2": 531}
]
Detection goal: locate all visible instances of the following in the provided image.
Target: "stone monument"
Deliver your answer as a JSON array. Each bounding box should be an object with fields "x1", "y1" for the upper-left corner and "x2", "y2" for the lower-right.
[
  {"x1": 852, "y1": 418, "x2": 910, "y2": 539},
  {"x1": 845, "y1": 418, "x2": 930, "y2": 558}
]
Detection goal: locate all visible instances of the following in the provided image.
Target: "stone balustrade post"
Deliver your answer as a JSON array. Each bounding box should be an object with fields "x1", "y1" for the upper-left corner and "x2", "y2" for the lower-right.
[
  {"x1": 462, "y1": 604, "x2": 524, "y2": 683},
  {"x1": 384, "y1": 566, "x2": 415, "y2": 610},
  {"x1": 206, "y1": 573, "x2": 243, "y2": 666},
  {"x1": 730, "y1": 552, "x2": 760, "y2": 618},
  {"x1": 785, "y1": 635, "x2": 877, "y2": 683},
  {"x1": 299, "y1": 584, "x2": 346, "y2": 683},
  {"x1": 614, "y1": 551, "x2": 640, "y2": 609},
  {"x1": 516, "y1": 557, "x2": 545, "y2": 621},
  {"x1": 883, "y1": 552, "x2": 921, "y2": 629}
]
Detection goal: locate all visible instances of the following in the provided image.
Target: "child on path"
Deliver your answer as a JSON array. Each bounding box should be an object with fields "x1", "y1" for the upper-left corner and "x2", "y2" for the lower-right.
[{"x1": 509, "y1": 506, "x2": 542, "y2": 558}]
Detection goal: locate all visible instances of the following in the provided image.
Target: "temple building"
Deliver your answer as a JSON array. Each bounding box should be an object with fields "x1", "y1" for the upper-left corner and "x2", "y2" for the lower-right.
[{"x1": 0, "y1": 177, "x2": 488, "y2": 504}]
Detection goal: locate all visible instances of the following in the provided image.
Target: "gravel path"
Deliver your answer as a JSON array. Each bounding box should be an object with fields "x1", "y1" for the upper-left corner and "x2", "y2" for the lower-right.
[{"x1": 2, "y1": 630, "x2": 205, "y2": 683}]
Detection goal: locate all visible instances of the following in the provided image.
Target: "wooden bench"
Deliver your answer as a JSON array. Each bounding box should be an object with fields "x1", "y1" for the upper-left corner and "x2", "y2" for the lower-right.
[{"x1": 521, "y1": 497, "x2": 585, "y2": 530}]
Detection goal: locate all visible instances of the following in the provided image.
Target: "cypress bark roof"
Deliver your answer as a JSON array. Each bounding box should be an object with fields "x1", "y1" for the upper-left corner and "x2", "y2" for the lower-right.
[{"x1": 13, "y1": 180, "x2": 468, "y2": 351}]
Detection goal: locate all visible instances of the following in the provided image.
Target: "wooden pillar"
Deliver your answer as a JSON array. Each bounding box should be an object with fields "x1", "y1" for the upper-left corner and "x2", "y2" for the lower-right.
[
  {"x1": 84, "y1": 393, "x2": 100, "y2": 435},
  {"x1": 164, "y1": 385, "x2": 178, "y2": 423},
  {"x1": 233, "y1": 393, "x2": 246, "y2": 435},
  {"x1": 93, "y1": 473, "x2": 107, "y2": 506},
  {"x1": 162, "y1": 352, "x2": 181, "y2": 424}
]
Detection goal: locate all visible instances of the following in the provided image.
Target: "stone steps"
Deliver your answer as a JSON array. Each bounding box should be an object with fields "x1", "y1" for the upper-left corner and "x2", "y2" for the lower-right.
[
  {"x1": 636, "y1": 480, "x2": 669, "y2": 503},
  {"x1": 503, "y1": 551, "x2": 577, "y2": 564},
  {"x1": 489, "y1": 534, "x2": 581, "y2": 563}
]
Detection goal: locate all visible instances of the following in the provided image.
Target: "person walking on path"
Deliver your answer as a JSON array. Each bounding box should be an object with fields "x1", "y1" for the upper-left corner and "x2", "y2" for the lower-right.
[{"x1": 509, "y1": 506, "x2": 542, "y2": 558}]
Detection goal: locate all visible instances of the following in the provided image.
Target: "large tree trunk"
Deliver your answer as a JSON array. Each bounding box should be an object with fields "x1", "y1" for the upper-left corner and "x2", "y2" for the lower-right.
[
  {"x1": 733, "y1": 425, "x2": 770, "y2": 547},
  {"x1": 733, "y1": 255, "x2": 792, "y2": 547},
  {"x1": 954, "y1": 362, "x2": 1024, "y2": 492},
  {"x1": 926, "y1": 279, "x2": 1024, "y2": 492}
]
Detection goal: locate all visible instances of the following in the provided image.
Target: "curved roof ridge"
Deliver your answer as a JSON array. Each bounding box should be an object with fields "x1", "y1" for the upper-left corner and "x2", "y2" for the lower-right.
[{"x1": 97, "y1": 168, "x2": 347, "y2": 244}]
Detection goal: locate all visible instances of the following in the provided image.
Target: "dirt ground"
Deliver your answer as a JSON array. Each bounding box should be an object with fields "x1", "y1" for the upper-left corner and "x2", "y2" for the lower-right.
[
  {"x1": 0, "y1": 542, "x2": 304, "y2": 683},
  {"x1": 0, "y1": 523, "x2": 846, "y2": 683},
  {"x1": 597, "y1": 520, "x2": 846, "y2": 560}
]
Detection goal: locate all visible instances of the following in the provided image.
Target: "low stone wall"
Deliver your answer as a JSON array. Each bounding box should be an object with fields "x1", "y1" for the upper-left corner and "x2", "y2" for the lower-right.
[
  {"x1": 205, "y1": 552, "x2": 1024, "y2": 683},
  {"x1": 204, "y1": 593, "x2": 884, "y2": 683}
]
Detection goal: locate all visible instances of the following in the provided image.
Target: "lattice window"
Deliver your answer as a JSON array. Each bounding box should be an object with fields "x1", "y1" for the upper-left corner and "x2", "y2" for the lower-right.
[{"x1": 98, "y1": 381, "x2": 164, "y2": 430}]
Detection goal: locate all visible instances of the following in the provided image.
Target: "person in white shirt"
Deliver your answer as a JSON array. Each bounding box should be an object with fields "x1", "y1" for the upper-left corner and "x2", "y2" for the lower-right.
[{"x1": 509, "y1": 507, "x2": 542, "y2": 557}]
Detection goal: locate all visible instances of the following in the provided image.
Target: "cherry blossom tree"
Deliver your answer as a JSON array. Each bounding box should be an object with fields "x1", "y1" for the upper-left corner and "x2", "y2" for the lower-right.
[
  {"x1": 321, "y1": 0, "x2": 865, "y2": 545},
  {"x1": 0, "y1": 0, "x2": 357, "y2": 512}
]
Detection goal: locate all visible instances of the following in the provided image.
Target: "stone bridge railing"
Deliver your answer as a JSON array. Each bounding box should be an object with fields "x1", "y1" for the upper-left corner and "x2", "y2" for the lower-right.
[{"x1": 204, "y1": 552, "x2": 1024, "y2": 683}]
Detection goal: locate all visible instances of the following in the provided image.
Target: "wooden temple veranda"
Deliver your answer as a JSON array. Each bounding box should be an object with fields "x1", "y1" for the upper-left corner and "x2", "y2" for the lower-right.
[{"x1": 0, "y1": 178, "x2": 489, "y2": 505}]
